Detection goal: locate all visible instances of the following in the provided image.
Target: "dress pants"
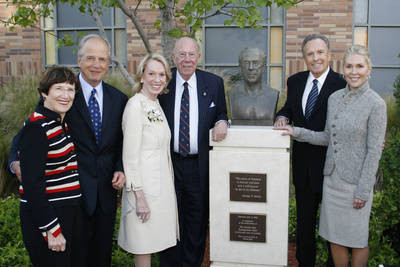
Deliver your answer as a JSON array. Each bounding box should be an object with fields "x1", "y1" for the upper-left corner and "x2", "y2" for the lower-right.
[
  {"x1": 160, "y1": 154, "x2": 207, "y2": 267},
  {"x1": 82, "y1": 195, "x2": 117, "y2": 267},
  {"x1": 20, "y1": 204, "x2": 85, "y2": 267}
]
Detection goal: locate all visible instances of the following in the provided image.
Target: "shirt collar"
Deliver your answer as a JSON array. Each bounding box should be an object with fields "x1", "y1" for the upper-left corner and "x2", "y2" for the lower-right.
[
  {"x1": 343, "y1": 81, "x2": 370, "y2": 97},
  {"x1": 308, "y1": 66, "x2": 330, "y2": 87},
  {"x1": 79, "y1": 73, "x2": 103, "y2": 99},
  {"x1": 176, "y1": 71, "x2": 196, "y2": 89}
]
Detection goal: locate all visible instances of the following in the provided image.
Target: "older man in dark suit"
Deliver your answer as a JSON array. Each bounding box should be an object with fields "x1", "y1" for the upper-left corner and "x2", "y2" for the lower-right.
[
  {"x1": 158, "y1": 37, "x2": 228, "y2": 267},
  {"x1": 10, "y1": 34, "x2": 128, "y2": 267},
  {"x1": 274, "y1": 34, "x2": 346, "y2": 267}
]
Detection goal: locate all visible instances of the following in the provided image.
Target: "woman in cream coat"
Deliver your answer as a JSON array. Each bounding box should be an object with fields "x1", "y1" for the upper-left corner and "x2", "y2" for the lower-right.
[
  {"x1": 118, "y1": 54, "x2": 179, "y2": 267},
  {"x1": 275, "y1": 45, "x2": 386, "y2": 267}
]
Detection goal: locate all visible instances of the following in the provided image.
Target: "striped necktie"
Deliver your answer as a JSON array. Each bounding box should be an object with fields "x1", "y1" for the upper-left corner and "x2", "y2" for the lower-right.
[
  {"x1": 305, "y1": 79, "x2": 319, "y2": 120},
  {"x1": 179, "y1": 82, "x2": 190, "y2": 156},
  {"x1": 89, "y1": 88, "x2": 101, "y2": 145}
]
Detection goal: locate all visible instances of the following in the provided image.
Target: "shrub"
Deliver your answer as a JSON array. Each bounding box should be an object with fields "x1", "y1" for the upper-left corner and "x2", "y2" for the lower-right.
[
  {"x1": 0, "y1": 75, "x2": 39, "y2": 196},
  {"x1": 368, "y1": 132, "x2": 400, "y2": 266},
  {"x1": 0, "y1": 195, "x2": 31, "y2": 267}
]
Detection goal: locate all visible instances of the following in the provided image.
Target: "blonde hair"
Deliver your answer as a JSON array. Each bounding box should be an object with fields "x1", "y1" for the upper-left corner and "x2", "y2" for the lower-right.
[
  {"x1": 134, "y1": 53, "x2": 171, "y2": 94},
  {"x1": 343, "y1": 45, "x2": 372, "y2": 69}
]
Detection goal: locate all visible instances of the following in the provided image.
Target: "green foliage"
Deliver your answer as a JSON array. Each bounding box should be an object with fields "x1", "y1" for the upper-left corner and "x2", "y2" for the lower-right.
[
  {"x1": 368, "y1": 132, "x2": 400, "y2": 266},
  {"x1": 288, "y1": 196, "x2": 296, "y2": 242},
  {"x1": 0, "y1": 75, "x2": 39, "y2": 196},
  {"x1": 392, "y1": 67, "x2": 400, "y2": 110},
  {"x1": 0, "y1": 195, "x2": 31, "y2": 267},
  {"x1": 385, "y1": 96, "x2": 400, "y2": 134},
  {"x1": 4, "y1": 0, "x2": 297, "y2": 40}
]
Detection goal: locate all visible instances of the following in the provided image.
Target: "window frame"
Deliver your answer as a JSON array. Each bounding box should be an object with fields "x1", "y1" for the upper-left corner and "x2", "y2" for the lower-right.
[
  {"x1": 353, "y1": 0, "x2": 400, "y2": 94},
  {"x1": 41, "y1": 3, "x2": 126, "y2": 69}
]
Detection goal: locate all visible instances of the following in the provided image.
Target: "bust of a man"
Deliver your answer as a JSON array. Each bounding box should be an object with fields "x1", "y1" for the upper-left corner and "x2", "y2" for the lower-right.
[{"x1": 228, "y1": 47, "x2": 279, "y2": 126}]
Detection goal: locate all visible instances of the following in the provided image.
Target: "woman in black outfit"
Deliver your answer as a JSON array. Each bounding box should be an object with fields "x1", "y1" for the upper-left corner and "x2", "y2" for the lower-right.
[{"x1": 19, "y1": 66, "x2": 84, "y2": 267}]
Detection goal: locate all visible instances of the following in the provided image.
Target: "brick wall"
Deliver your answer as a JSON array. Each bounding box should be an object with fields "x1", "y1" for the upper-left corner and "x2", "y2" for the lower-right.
[
  {"x1": 285, "y1": 0, "x2": 353, "y2": 81},
  {"x1": 125, "y1": 1, "x2": 163, "y2": 74},
  {"x1": 0, "y1": 2, "x2": 42, "y2": 85}
]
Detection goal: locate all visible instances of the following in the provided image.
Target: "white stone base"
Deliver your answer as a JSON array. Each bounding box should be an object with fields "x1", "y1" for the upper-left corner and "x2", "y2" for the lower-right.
[{"x1": 209, "y1": 126, "x2": 290, "y2": 267}]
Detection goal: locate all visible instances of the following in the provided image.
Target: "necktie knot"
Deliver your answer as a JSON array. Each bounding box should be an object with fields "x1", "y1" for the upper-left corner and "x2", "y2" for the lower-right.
[
  {"x1": 91, "y1": 88, "x2": 97, "y2": 98},
  {"x1": 183, "y1": 82, "x2": 188, "y2": 90},
  {"x1": 313, "y1": 79, "x2": 318, "y2": 86}
]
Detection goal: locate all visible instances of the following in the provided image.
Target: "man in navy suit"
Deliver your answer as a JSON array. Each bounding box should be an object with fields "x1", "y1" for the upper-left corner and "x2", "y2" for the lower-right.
[
  {"x1": 158, "y1": 37, "x2": 228, "y2": 267},
  {"x1": 9, "y1": 34, "x2": 128, "y2": 267},
  {"x1": 274, "y1": 34, "x2": 346, "y2": 267}
]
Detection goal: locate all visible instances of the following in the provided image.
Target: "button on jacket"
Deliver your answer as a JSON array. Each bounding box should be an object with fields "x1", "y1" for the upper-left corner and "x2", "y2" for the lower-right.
[{"x1": 293, "y1": 82, "x2": 387, "y2": 201}]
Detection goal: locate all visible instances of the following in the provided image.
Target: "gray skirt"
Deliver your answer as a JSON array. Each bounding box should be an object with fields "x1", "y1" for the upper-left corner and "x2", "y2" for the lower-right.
[{"x1": 318, "y1": 166, "x2": 373, "y2": 248}]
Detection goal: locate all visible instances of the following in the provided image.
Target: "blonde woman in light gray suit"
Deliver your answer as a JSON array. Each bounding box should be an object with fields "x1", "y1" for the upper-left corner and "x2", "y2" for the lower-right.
[
  {"x1": 118, "y1": 54, "x2": 179, "y2": 267},
  {"x1": 275, "y1": 45, "x2": 386, "y2": 267}
]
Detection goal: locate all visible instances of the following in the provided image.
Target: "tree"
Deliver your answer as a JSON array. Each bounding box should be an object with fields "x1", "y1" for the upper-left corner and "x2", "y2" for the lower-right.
[{"x1": 2, "y1": 0, "x2": 300, "y2": 88}]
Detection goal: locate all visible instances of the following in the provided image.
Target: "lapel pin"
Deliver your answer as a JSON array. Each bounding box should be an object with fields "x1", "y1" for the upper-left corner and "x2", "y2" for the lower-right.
[{"x1": 203, "y1": 92, "x2": 207, "y2": 96}]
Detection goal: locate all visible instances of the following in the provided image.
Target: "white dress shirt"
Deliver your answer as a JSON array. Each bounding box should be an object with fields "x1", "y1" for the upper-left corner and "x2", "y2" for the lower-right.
[
  {"x1": 173, "y1": 72, "x2": 199, "y2": 154},
  {"x1": 79, "y1": 74, "x2": 104, "y2": 119},
  {"x1": 301, "y1": 67, "x2": 330, "y2": 115}
]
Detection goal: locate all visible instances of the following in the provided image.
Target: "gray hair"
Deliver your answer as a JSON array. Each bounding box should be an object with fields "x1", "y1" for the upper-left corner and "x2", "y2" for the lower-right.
[
  {"x1": 301, "y1": 34, "x2": 330, "y2": 56},
  {"x1": 173, "y1": 37, "x2": 200, "y2": 56},
  {"x1": 77, "y1": 34, "x2": 111, "y2": 59},
  {"x1": 343, "y1": 45, "x2": 372, "y2": 69}
]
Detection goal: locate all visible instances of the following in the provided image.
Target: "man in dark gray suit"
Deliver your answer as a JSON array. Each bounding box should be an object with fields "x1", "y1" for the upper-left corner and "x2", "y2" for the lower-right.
[{"x1": 274, "y1": 34, "x2": 346, "y2": 267}]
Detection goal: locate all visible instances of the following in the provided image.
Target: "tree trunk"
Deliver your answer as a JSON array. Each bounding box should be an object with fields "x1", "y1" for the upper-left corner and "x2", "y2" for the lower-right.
[{"x1": 160, "y1": 0, "x2": 176, "y2": 67}]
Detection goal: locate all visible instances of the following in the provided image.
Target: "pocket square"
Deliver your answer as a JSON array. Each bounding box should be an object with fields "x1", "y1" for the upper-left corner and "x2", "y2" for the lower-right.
[{"x1": 209, "y1": 102, "x2": 216, "y2": 108}]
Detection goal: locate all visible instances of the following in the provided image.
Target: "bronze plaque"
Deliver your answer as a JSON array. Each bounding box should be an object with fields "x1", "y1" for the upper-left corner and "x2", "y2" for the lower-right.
[
  {"x1": 230, "y1": 213, "x2": 266, "y2": 243},
  {"x1": 230, "y1": 172, "x2": 266, "y2": 202}
]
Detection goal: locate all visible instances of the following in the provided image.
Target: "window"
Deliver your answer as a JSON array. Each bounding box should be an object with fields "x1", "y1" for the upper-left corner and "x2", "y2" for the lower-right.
[
  {"x1": 353, "y1": 0, "x2": 400, "y2": 94},
  {"x1": 42, "y1": 1, "x2": 126, "y2": 67},
  {"x1": 202, "y1": 5, "x2": 285, "y2": 91}
]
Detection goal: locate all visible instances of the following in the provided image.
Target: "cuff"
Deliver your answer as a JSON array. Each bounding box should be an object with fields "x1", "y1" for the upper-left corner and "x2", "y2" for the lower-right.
[
  {"x1": 9, "y1": 161, "x2": 16, "y2": 174},
  {"x1": 275, "y1": 116, "x2": 289, "y2": 124},
  {"x1": 215, "y1": 120, "x2": 228, "y2": 127},
  {"x1": 49, "y1": 223, "x2": 62, "y2": 237},
  {"x1": 41, "y1": 223, "x2": 62, "y2": 241}
]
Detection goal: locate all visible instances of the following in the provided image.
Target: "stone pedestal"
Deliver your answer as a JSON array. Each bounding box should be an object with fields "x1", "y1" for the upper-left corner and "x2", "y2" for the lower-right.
[{"x1": 209, "y1": 126, "x2": 290, "y2": 267}]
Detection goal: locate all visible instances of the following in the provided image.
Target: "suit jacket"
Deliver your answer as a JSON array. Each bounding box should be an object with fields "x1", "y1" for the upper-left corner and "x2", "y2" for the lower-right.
[
  {"x1": 276, "y1": 69, "x2": 346, "y2": 192},
  {"x1": 158, "y1": 68, "x2": 228, "y2": 194},
  {"x1": 293, "y1": 82, "x2": 386, "y2": 200},
  {"x1": 64, "y1": 82, "x2": 127, "y2": 215}
]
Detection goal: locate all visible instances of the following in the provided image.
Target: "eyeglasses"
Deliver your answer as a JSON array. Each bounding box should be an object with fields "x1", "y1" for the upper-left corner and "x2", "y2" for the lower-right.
[{"x1": 176, "y1": 51, "x2": 199, "y2": 60}]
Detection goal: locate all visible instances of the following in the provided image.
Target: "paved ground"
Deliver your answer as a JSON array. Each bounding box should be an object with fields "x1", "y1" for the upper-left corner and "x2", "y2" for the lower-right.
[{"x1": 202, "y1": 235, "x2": 298, "y2": 267}]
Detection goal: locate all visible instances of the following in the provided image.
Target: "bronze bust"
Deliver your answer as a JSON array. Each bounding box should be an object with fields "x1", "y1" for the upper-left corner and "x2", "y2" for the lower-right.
[{"x1": 228, "y1": 47, "x2": 279, "y2": 126}]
